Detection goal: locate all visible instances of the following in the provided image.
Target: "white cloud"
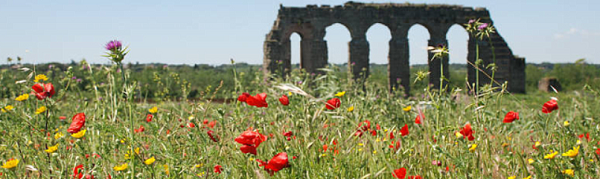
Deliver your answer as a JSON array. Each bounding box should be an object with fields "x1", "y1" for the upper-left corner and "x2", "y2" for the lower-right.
[{"x1": 554, "y1": 28, "x2": 599, "y2": 39}]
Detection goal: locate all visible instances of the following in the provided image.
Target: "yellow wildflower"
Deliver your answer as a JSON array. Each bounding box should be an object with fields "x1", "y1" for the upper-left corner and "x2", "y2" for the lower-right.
[
  {"x1": 455, "y1": 132, "x2": 463, "y2": 139},
  {"x1": 148, "y1": 106, "x2": 158, "y2": 114},
  {"x1": 508, "y1": 176, "x2": 516, "y2": 179},
  {"x1": 71, "y1": 129, "x2": 86, "y2": 139},
  {"x1": 163, "y1": 164, "x2": 170, "y2": 175},
  {"x1": 528, "y1": 158, "x2": 534, "y2": 164},
  {"x1": 562, "y1": 146, "x2": 579, "y2": 158},
  {"x1": 544, "y1": 150, "x2": 559, "y2": 159},
  {"x1": 1, "y1": 159, "x2": 19, "y2": 169},
  {"x1": 469, "y1": 144, "x2": 477, "y2": 152},
  {"x1": 195, "y1": 163, "x2": 204, "y2": 168},
  {"x1": 188, "y1": 115, "x2": 194, "y2": 120},
  {"x1": 562, "y1": 169, "x2": 574, "y2": 176},
  {"x1": 347, "y1": 106, "x2": 354, "y2": 112},
  {"x1": 403, "y1": 106, "x2": 411, "y2": 112},
  {"x1": 34, "y1": 74, "x2": 48, "y2": 82},
  {"x1": 335, "y1": 91, "x2": 345, "y2": 97},
  {"x1": 564, "y1": 121, "x2": 570, "y2": 127},
  {"x1": 135, "y1": 147, "x2": 140, "y2": 155},
  {"x1": 288, "y1": 92, "x2": 292, "y2": 96},
  {"x1": 35, "y1": 106, "x2": 47, "y2": 114},
  {"x1": 534, "y1": 141, "x2": 541, "y2": 148},
  {"x1": 144, "y1": 157, "x2": 155, "y2": 165},
  {"x1": 113, "y1": 163, "x2": 128, "y2": 171},
  {"x1": 54, "y1": 132, "x2": 64, "y2": 140},
  {"x1": 197, "y1": 172, "x2": 206, "y2": 177},
  {"x1": 523, "y1": 176, "x2": 532, "y2": 179},
  {"x1": 15, "y1": 94, "x2": 29, "y2": 101},
  {"x1": 576, "y1": 140, "x2": 581, "y2": 145},
  {"x1": 2, "y1": 105, "x2": 14, "y2": 113},
  {"x1": 45, "y1": 144, "x2": 59, "y2": 153},
  {"x1": 502, "y1": 143, "x2": 509, "y2": 148},
  {"x1": 358, "y1": 143, "x2": 363, "y2": 146},
  {"x1": 373, "y1": 150, "x2": 377, "y2": 154}
]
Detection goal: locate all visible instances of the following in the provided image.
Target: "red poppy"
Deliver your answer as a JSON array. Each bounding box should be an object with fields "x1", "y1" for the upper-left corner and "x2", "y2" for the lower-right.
[
  {"x1": 578, "y1": 133, "x2": 591, "y2": 142},
  {"x1": 134, "y1": 125, "x2": 145, "y2": 133},
  {"x1": 59, "y1": 116, "x2": 67, "y2": 120},
  {"x1": 214, "y1": 165, "x2": 222, "y2": 174},
  {"x1": 32, "y1": 83, "x2": 55, "y2": 100},
  {"x1": 325, "y1": 98, "x2": 341, "y2": 110},
  {"x1": 459, "y1": 123, "x2": 475, "y2": 141},
  {"x1": 359, "y1": 120, "x2": 371, "y2": 131},
  {"x1": 207, "y1": 130, "x2": 219, "y2": 142},
  {"x1": 389, "y1": 131, "x2": 395, "y2": 139},
  {"x1": 355, "y1": 130, "x2": 363, "y2": 137},
  {"x1": 355, "y1": 120, "x2": 372, "y2": 137},
  {"x1": 596, "y1": 148, "x2": 600, "y2": 156},
  {"x1": 323, "y1": 144, "x2": 328, "y2": 152},
  {"x1": 503, "y1": 111, "x2": 519, "y2": 123},
  {"x1": 279, "y1": 95, "x2": 289, "y2": 106},
  {"x1": 207, "y1": 121, "x2": 216, "y2": 128},
  {"x1": 240, "y1": 144, "x2": 257, "y2": 155},
  {"x1": 85, "y1": 175, "x2": 94, "y2": 179},
  {"x1": 73, "y1": 164, "x2": 84, "y2": 179},
  {"x1": 370, "y1": 130, "x2": 377, "y2": 136},
  {"x1": 235, "y1": 130, "x2": 267, "y2": 155},
  {"x1": 586, "y1": 133, "x2": 590, "y2": 141},
  {"x1": 542, "y1": 99, "x2": 558, "y2": 113},
  {"x1": 392, "y1": 168, "x2": 406, "y2": 179},
  {"x1": 67, "y1": 113, "x2": 86, "y2": 134},
  {"x1": 389, "y1": 140, "x2": 401, "y2": 151},
  {"x1": 408, "y1": 176, "x2": 422, "y2": 179},
  {"x1": 282, "y1": 131, "x2": 293, "y2": 137},
  {"x1": 376, "y1": 124, "x2": 381, "y2": 130},
  {"x1": 256, "y1": 152, "x2": 289, "y2": 175},
  {"x1": 146, "y1": 114, "x2": 153, "y2": 122},
  {"x1": 188, "y1": 122, "x2": 195, "y2": 128},
  {"x1": 246, "y1": 93, "x2": 268, "y2": 108},
  {"x1": 415, "y1": 113, "x2": 423, "y2": 124},
  {"x1": 283, "y1": 131, "x2": 293, "y2": 141},
  {"x1": 237, "y1": 92, "x2": 250, "y2": 103},
  {"x1": 400, "y1": 124, "x2": 409, "y2": 136}
]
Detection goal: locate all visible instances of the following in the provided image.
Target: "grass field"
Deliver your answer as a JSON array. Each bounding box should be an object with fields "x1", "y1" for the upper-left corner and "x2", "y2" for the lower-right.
[{"x1": 1, "y1": 61, "x2": 599, "y2": 179}]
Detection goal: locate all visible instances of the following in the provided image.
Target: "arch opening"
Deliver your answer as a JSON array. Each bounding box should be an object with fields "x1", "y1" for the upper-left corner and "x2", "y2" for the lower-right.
[
  {"x1": 290, "y1": 32, "x2": 302, "y2": 70},
  {"x1": 445, "y1": 24, "x2": 470, "y2": 89},
  {"x1": 365, "y1": 23, "x2": 392, "y2": 85},
  {"x1": 324, "y1": 23, "x2": 352, "y2": 66},
  {"x1": 407, "y1": 24, "x2": 431, "y2": 91}
]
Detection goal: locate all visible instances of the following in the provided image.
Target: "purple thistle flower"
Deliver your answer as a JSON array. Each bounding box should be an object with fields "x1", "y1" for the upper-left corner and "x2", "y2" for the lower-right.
[
  {"x1": 76, "y1": 78, "x2": 82, "y2": 83},
  {"x1": 105, "y1": 40, "x2": 122, "y2": 51},
  {"x1": 478, "y1": 23, "x2": 488, "y2": 30},
  {"x1": 468, "y1": 19, "x2": 475, "y2": 24},
  {"x1": 72, "y1": 76, "x2": 77, "y2": 80}
]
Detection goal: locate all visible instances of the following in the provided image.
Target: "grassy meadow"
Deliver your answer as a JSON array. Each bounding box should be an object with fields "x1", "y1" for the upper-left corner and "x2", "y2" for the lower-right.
[{"x1": 0, "y1": 57, "x2": 599, "y2": 179}]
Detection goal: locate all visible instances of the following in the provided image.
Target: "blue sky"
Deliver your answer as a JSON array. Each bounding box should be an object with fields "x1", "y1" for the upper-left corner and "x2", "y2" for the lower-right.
[{"x1": 0, "y1": 0, "x2": 598, "y2": 65}]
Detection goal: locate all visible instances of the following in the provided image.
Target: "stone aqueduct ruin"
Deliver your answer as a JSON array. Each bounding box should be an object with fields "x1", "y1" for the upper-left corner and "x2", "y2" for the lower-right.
[{"x1": 263, "y1": 2, "x2": 526, "y2": 94}]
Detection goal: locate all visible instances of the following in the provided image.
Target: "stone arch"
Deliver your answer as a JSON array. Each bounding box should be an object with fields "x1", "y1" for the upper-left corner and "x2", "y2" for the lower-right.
[{"x1": 263, "y1": 2, "x2": 526, "y2": 94}]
